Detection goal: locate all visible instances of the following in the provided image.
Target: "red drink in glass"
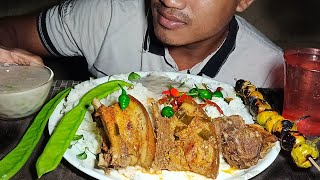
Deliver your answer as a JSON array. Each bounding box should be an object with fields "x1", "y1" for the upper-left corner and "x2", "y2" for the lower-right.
[{"x1": 282, "y1": 48, "x2": 320, "y2": 135}]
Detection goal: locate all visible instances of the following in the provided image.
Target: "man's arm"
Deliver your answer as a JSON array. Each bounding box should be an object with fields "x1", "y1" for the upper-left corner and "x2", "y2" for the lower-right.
[{"x1": 0, "y1": 14, "x2": 49, "y2": 56}]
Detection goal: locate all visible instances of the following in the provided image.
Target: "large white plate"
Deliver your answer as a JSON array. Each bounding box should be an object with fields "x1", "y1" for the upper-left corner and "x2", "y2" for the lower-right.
[{"x1": 48, "y1": 72, "x2": 281, "y2": 180}]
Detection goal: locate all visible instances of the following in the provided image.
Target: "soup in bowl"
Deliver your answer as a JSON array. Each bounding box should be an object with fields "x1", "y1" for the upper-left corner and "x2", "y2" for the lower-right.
[{"x1": 0, "y1": 63, "x2": 54, "y2": 119}]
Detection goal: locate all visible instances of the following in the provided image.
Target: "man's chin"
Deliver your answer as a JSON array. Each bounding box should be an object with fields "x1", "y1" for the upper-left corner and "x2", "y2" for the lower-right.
[{"x1": 154, "y1": 30, "x2": 188, "y2": 46}]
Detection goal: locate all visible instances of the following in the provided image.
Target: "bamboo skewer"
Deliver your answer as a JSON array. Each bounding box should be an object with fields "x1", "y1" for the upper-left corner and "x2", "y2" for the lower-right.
[{"x1": 309, "y1": 157, "x2": 320, "y2": 172}]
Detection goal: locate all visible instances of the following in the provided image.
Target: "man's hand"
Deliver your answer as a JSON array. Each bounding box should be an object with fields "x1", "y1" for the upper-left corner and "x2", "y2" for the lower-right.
[{"x1": 0, "y1": 46, "x2": 43, "y2": 66}]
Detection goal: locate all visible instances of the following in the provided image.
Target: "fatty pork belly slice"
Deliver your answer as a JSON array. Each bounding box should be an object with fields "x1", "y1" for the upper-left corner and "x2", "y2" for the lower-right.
[
  {"x1": 152, "y1": 99, "x2": 220, "y2": 179},
  {"x1": 213, "y1": 115, "x2": 277, "y2": 169},
  {"x1": 92, "y1": 95, "x2": 156, "y2": 172}
]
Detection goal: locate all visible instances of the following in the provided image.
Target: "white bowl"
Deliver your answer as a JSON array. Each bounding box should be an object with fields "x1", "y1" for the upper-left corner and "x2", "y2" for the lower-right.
[{"x1": 0, "y1": 63, "x2": 54, "y2": 119}]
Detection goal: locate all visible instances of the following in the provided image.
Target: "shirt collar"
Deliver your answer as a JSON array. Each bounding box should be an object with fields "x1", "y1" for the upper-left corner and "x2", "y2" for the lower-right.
[{"x1": 197, "y1": 16, "x2": 239, "y2": 78}]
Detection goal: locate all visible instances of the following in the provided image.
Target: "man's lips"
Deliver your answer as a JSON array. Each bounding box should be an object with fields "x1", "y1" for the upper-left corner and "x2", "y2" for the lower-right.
[{"x1": 157, "y1": 10, "x2": 186, "y2": 29}]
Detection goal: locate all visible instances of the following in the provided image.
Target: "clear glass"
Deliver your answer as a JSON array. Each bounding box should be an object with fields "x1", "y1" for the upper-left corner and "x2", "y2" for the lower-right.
[{"x1": 282, "y1": 48, "x2": 320, "y2": 135}]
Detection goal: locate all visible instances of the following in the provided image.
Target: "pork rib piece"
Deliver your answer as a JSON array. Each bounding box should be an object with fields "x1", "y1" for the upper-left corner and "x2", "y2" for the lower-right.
[{"x1": 92, "y1": 95, "x2": 156, "y2": 173}]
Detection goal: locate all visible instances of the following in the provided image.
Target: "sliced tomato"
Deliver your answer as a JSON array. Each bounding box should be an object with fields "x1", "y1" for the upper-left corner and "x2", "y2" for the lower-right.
[
  {"x1": 170, "y1": 87, "x2": 180, "y2": 97},
  {"x1": 177, "y1": 93, "x2": 192, "y2": 105},
  {"x1": 162, "y1": 90, "x2": 170, "y2": 95}
]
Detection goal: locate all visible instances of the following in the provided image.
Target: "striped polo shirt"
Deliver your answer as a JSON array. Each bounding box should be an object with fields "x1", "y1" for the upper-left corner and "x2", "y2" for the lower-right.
[{"x1": 38, "y1": 0, "x2": 284, "y2": 88}]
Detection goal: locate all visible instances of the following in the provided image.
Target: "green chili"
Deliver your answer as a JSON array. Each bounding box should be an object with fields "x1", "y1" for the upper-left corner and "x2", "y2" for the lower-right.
[
  {"x1": 161, "y1": 106, "x2": 175, "y2": 118},
  {"x1": 118, "y1": 83, "x2": 130, "y2": 110},
  {"x1": 36, "y1": 80, "x2": 132, "y2": 178},
  {"x1": 0, "y1": 87, "x2": 71, "y2": 180},
  {"x1": 212, "y1": 91, "x2": 223, "y2": 98},
  {"x1": 188, "y1": 88, "x2": 198, "y2": 97},
  {"x1": 198, "y1": 89, "x2": 212, "y2": 100},
  {"x1": 194, "y1": 85, "x2": 212, "y2": 100}
]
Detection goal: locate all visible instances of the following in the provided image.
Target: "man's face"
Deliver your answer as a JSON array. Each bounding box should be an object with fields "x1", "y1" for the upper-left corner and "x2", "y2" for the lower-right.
[{"x1": 151, "y1": 0, "x2": 240, "y2": 46}]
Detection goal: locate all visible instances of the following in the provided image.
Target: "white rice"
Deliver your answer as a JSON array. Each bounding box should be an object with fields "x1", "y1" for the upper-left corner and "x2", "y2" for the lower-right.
[{"x1": 61, "y1": 72, "x2": 254, "y2": 180}]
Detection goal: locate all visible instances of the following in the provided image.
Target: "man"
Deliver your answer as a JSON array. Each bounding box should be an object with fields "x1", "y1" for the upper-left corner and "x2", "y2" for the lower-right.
[{"x1": 0, "y1": 0, "x2": 284, "y2": 87}]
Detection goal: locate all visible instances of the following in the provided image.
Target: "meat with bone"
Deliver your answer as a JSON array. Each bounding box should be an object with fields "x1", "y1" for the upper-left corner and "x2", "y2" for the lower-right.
[
  {"x1": 151, "y1": 99, "x2": 220, "y2": 179},
  {"x1": 92, "y1": 96, "x2": 156, "y2": 172},
  {"x1": 213, "y1": 115, "x2": 277, "y2": 169}
]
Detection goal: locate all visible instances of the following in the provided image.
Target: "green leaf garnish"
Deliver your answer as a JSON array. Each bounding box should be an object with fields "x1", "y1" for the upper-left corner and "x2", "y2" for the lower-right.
[
  {"x1": 178, "y1": 82, "x2": 185, "y2": 88},
  {"x1": 128, "y1": 72, "x2": 141, "y2": 81},
  {"x1": 72, "y1": 134, "x2": 83, "y2": 141},
  {"x1": 76, "y1": 151, "x2": 87, "y2": 160}
]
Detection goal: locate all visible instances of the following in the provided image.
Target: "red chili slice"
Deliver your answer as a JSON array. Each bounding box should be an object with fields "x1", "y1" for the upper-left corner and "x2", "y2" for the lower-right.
[
  {"x1": 204, "y1": 99, "x2": 224, "y2": 115},
  {"x1": 216, "y1": 87, "x2": 223, "y2": 91}
]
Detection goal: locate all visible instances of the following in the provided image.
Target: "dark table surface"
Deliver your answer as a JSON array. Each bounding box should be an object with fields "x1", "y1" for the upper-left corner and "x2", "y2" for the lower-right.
[{"x1": 1, "y1": 80, "x2": 320, "y2": 180}]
